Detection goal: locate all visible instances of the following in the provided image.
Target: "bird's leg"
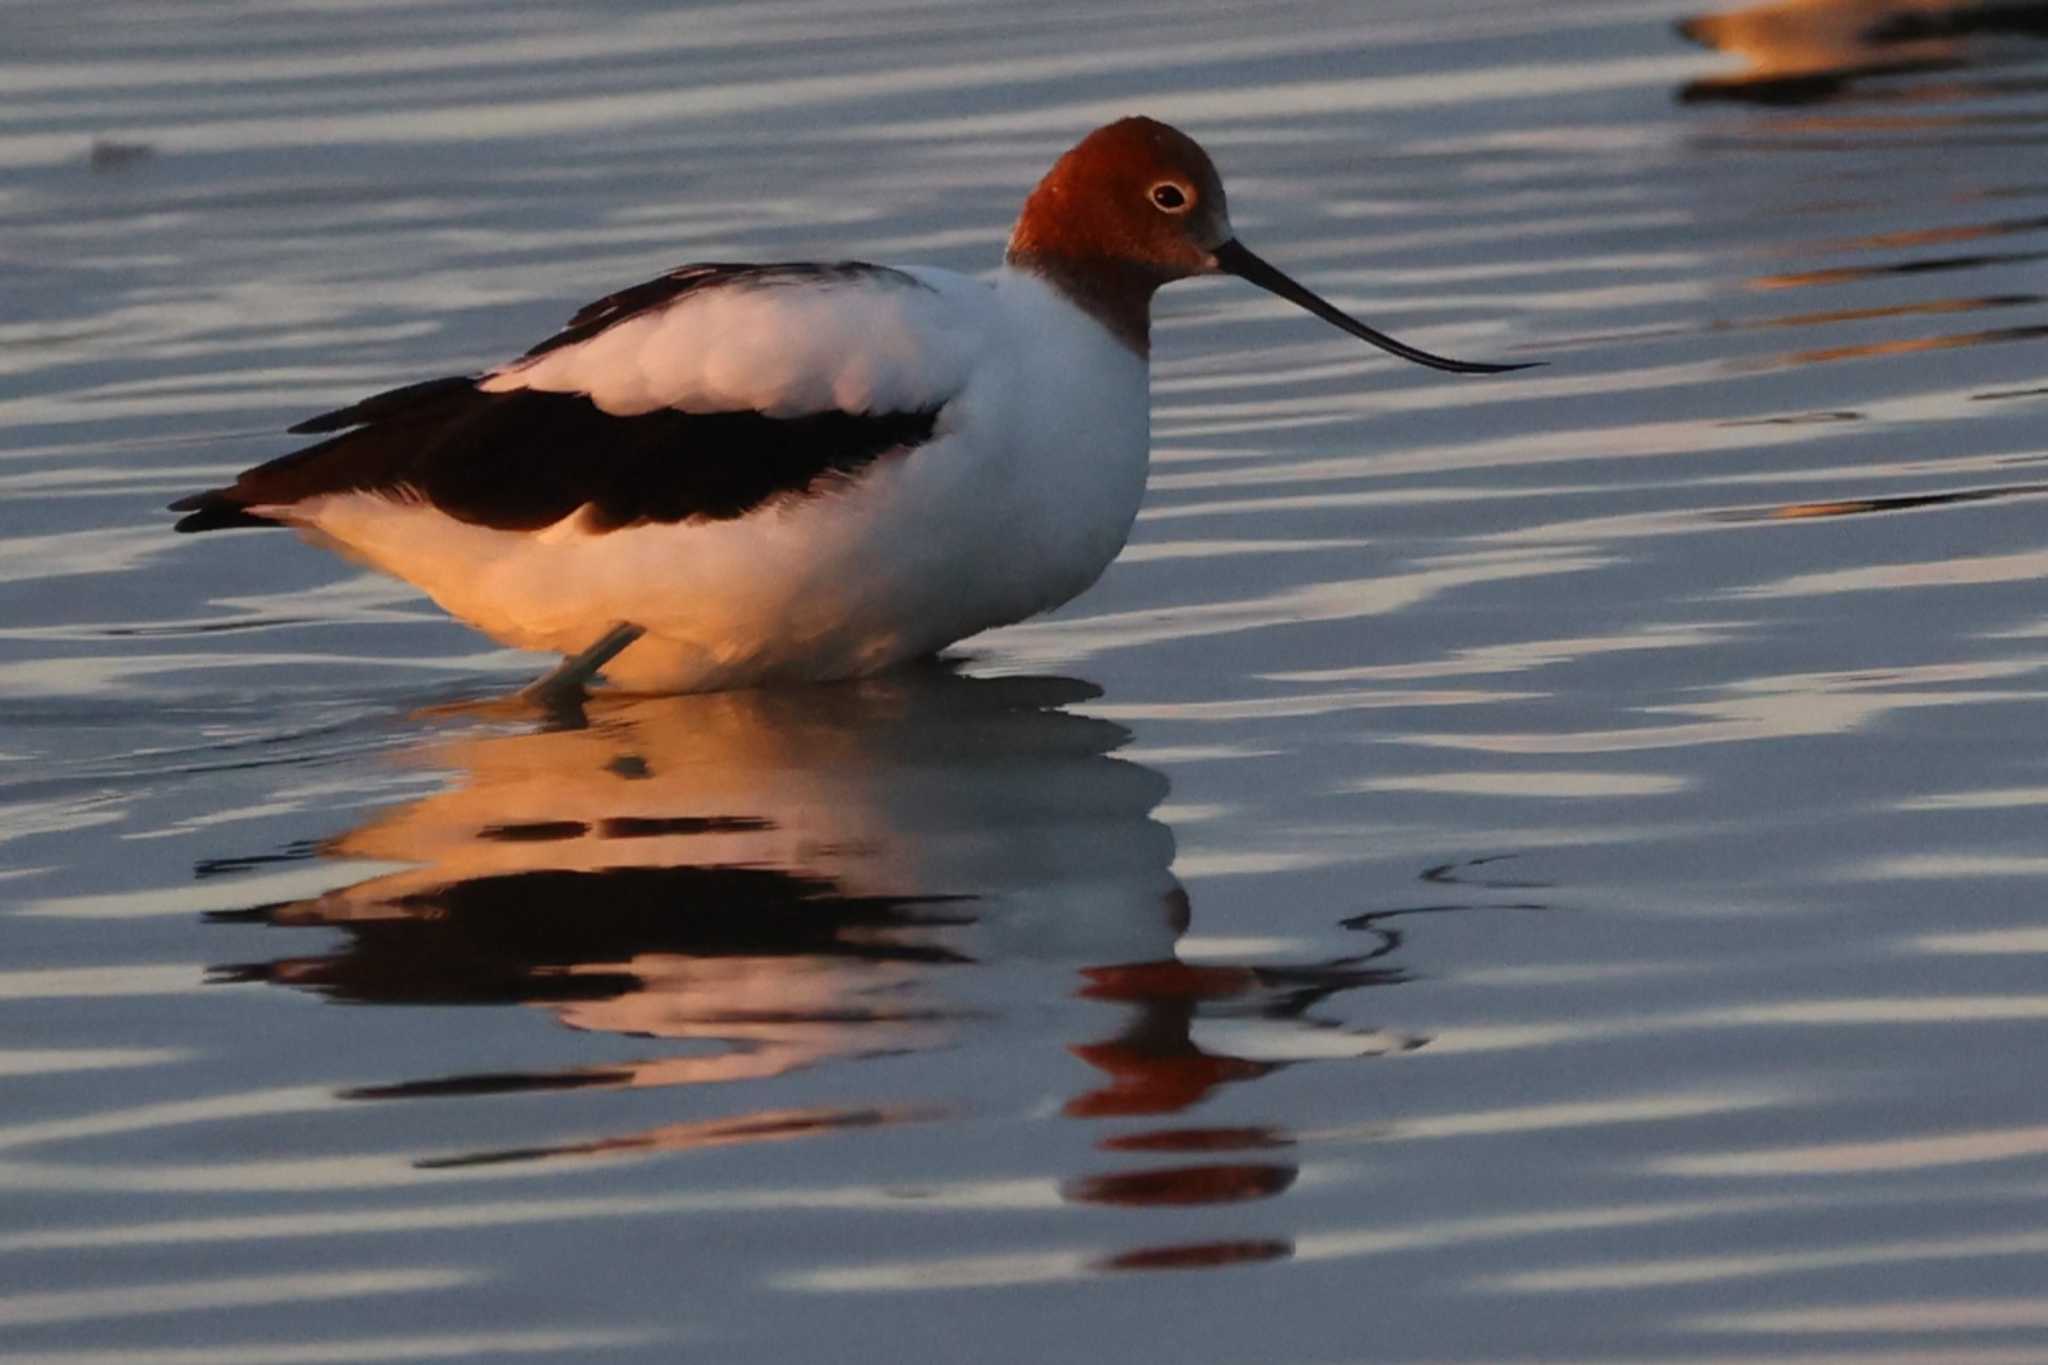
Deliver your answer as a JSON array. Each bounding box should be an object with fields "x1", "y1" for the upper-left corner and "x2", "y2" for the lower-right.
[{"x1": 518, "y1": 621, "x2": 646, "y2": 707}]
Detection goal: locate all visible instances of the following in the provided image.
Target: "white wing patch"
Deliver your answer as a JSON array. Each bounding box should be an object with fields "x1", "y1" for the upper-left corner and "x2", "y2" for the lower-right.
[{"x1": 479, "y1": 266, "x2": 988, "y2": 418}]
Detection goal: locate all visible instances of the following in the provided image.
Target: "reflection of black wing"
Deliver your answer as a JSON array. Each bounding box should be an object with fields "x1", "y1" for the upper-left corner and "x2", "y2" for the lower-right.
[
  {"x1": 169, "y1": 260, "x2": 942, "y2": 534},
  {"x1": 207, "y1": 864, "x2": 975, "y2": 1006}
]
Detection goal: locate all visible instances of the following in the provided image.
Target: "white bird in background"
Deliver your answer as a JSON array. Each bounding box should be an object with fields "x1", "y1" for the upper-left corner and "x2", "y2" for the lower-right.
[{"x1": 172, "y1": 117, "x2": 1530, "y2": 697}]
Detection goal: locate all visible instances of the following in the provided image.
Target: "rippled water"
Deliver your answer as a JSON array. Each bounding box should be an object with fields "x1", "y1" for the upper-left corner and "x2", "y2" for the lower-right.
[{"x1": 8, "y1": 0, "x2": 2048, "y2": 1359}]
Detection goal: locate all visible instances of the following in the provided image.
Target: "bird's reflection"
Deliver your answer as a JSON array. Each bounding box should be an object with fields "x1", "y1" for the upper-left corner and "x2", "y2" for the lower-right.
[
  {"x1": 200, "y1": 667, "x2": 1408, "y2": 1262},
  {"x1": 1676, "y1": 0, "x2": 2048, "y2": 102}
]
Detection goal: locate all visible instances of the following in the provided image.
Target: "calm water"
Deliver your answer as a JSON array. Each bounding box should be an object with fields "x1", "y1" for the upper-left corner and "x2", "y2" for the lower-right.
[{"x1": 8, "y1": 1, "x2": 2048, "y2": 1360}]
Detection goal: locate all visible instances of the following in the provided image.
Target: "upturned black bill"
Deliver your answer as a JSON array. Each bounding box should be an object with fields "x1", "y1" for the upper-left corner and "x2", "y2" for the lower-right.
[{"x1": 1213, "y1": 239, "x2": 1536, "y2": 375}]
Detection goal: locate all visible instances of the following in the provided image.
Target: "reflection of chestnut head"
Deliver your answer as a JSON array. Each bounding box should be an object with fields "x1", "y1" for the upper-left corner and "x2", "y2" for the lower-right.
[
  {"x1": 1063, "y1": 1162, "x2": 1297, "y2": 1207},
  {"x1": 1097, "y1": 1239, "x2": 1295, "y2": 1273}
]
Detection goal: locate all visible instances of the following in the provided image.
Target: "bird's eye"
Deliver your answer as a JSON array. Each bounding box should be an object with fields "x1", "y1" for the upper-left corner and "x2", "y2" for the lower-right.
[{"x1": 1149, "y1": 182, "x2": 1190, "y2": 212}]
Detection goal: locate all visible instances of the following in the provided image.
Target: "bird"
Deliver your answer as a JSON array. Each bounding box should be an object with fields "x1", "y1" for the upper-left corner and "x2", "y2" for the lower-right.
[
  {"x1": 170, "y1": 116, "x2": 1531, "y2": 698},
  {"x1": 1674, "y1": 0, "x2": 2021, "y2": 99}
]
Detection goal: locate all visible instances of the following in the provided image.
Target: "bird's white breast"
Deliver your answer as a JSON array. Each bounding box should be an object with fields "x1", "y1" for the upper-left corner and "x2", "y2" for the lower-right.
[{"x1": 949, "y1": 268, "x2": 1152, "y2": 617}]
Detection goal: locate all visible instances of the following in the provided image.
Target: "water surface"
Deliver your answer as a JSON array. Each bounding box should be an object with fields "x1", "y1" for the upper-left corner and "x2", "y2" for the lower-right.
[{"x1": 8, "y1": 1, "x2": 2048, "y2": 1360}]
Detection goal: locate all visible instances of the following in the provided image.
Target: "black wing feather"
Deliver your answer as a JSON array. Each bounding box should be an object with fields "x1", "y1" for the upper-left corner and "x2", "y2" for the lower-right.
[
  {"x1": 288, "y1": 375, "x2": 479, "y2": 435},
  {"x1": 172, "y1": 384, "x2": 939, "y2": 534},
  {"x1": 172, "y1": 262, "x2": 945, "y2": 536}
]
